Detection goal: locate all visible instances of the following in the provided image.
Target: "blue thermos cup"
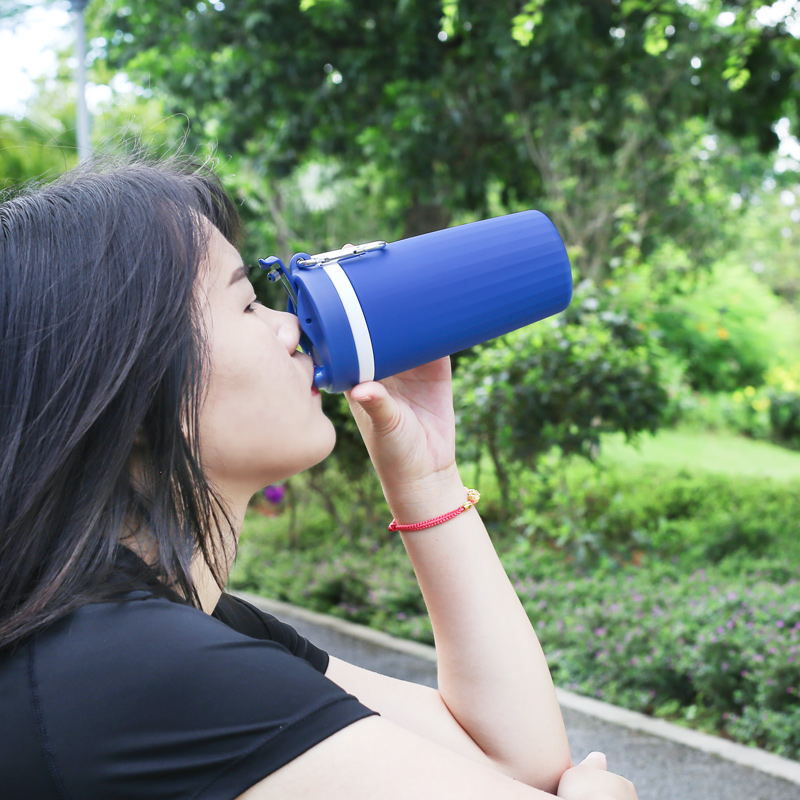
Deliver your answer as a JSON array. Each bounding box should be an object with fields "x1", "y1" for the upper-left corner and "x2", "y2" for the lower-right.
[{"x1": 259, "y1": 210, "x2": 573, "y2": 393}]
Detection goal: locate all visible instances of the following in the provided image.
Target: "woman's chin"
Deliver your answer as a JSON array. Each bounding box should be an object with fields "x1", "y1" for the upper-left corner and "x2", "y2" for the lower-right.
[
  {"x1": 256, "y1": 438, "x2": 338, "y2": 489},
  {"x1": 303, "y1": 432, "x2": 337, "y2": 474}
]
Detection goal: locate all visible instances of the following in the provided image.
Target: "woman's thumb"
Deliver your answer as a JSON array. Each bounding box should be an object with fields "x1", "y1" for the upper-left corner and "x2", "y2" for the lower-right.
[
  {"x1": 347, "y1": 382, "x2": 399, "y2": 432},
  {"x1": 579, "y1": 752, "x2": 608, "y2": 770}
]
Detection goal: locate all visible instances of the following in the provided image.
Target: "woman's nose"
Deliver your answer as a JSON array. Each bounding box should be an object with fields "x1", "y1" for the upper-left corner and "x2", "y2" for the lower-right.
[{"x1": 272, "y1": 309, "x2": 302, "y2": 353}]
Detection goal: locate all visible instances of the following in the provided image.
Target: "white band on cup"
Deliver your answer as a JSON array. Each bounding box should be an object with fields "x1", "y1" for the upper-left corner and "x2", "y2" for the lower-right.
[{"x1": 323, "y1": 261, "x2": 375, "y2": 383}]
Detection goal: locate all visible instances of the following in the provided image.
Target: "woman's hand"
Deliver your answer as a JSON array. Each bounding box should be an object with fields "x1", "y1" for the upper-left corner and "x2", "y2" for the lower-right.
[
  {"x1": 557, "y1": 753, "x2": 638, "y2": 800},
  {"x1": 346, "y1": 357, "x2": 465, "y2": 521}
]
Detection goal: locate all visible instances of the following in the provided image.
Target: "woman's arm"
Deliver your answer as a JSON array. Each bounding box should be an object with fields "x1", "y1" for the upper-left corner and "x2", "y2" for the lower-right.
[
  {"x1": 338, "y1": 358, "x2": 570, "y2": 792},
  {"x1": 236, "y1": 717, "x2": 637, "y2": 800},
  {"x1": 325, "y1": 657, "x2": 505, "y2": 768}
]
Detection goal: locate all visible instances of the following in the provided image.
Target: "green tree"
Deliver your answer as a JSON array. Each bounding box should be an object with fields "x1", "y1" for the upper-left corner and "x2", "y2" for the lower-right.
[
  {"x1": 724, "y1": 180, "x2": 800, "y2": 308},
  {"x1": 0, "y1": 115, "x2": 77, "y2": 187},
  {"x1": 94, "y1": 0, "x2": 800, "y2": 276}
]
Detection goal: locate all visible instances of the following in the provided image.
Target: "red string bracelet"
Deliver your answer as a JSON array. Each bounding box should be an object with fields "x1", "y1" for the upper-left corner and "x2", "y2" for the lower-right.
[{"x1": 388, "y1": 488, "x2": 481, "y2": 532}]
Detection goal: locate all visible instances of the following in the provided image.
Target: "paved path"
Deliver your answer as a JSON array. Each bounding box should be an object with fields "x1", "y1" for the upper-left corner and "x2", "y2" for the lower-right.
[{"x1": 237, "y1": 593, "x2": 800, "y2": 800}]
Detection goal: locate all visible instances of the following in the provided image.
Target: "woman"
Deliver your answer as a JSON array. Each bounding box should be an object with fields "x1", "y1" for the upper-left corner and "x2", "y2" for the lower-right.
[{"x1": 0, "y1": 155, "x2": 637, "y2": 799}]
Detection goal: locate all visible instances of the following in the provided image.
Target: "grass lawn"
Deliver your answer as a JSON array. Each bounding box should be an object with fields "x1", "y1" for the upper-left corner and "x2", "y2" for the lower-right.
[{"x1": 599, "y1": 427, "x2": 800, "y2": 480}]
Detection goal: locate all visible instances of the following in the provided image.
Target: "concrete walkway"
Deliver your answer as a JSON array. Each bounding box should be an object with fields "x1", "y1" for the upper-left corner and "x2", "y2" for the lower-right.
[{"x1": 236, "y1": 593, "x2": 800, "y2": 800}]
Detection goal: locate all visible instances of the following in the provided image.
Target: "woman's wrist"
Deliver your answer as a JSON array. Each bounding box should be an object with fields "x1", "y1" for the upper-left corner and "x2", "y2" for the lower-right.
[
  {"x1": 388, "y1": 489, "x2": 480, "y2": 532},
  {"x1": 381, "y1": 466, "x2": 470, "y2": 527}
]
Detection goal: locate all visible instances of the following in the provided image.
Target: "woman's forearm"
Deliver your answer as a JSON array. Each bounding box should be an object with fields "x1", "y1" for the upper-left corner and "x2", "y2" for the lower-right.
[{"x1": 386, "y1": 468, "x2": 571, "y2": 792}]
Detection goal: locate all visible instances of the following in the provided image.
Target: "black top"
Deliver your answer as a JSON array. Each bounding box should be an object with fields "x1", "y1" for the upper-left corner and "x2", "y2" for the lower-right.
[
  {"x1": 0, "y1": 592, "x2": 375, "y2": 800},
  {"x1": 211, "y1": 593, "x2": 329, "y2": 672}
]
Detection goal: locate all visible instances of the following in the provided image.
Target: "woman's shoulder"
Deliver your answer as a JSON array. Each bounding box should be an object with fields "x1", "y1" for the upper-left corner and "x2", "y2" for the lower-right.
[
  {"x1": 48, "y1": 591, "x2": 242, "y2": 649},
  {"x1": 34, "y1": 592, "x2": 316, "y2": 691}
]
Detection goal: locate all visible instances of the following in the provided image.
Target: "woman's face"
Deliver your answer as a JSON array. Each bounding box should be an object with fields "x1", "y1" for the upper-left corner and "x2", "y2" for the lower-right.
[{"x1": 196, "y1": 227, "x2": 336, "y2": 504}]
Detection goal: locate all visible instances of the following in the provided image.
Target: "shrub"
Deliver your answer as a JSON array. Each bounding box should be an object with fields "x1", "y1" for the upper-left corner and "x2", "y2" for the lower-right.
[
  {"x1": 514, "y1": 562, "x2": 800, "y2": 758},
  {"x1": 769, "y1": 391, "x2": 800, "y2": 450},
  {"x1": 674, "y1": 389, "x2": 771, "y2": 439},
  {"x1": 511, "y1": 460, "x2": 800, "y2": 566},
  {"x1": 670, "y1": 361, "x2": 800, "y2": 448},
  {"x1": 231, "y1": 528, "x2": 431, "y2": 634},
  {"x1": 652, "y1": 263, "x2": 781, "y2": 392},
  {"x1": 454, "y1": 281, "x2": 669, "y2": 506}
]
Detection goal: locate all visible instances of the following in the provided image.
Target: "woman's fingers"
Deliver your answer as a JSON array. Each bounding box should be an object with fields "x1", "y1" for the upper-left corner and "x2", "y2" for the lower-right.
[
  {"x1": 579, "y1": 752, "x2": 608, "y2": 770},
  {"x1": 557, "y1": 752, "x2": 638, "y2": 800}
]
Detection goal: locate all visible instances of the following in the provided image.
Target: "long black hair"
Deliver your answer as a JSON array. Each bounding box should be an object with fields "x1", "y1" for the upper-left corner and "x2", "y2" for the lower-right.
[{"x1": 0, "y1": 153, "x2": 242, "y2": 649}]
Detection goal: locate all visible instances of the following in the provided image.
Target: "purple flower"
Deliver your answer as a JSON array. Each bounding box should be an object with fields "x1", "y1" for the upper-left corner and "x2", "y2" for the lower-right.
[{"x1": 264, "y1": 484, "x2": 286, "y2": 504}]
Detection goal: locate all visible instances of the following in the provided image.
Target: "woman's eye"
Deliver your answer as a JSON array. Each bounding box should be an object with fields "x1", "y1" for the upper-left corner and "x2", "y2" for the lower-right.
[{"x1": 245, "y1": 300, "x2": 262, "y2": 313}]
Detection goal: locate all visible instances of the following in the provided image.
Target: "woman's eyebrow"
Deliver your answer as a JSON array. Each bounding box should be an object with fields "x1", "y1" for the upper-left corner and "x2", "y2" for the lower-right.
[{"x1": 228, "y1": 264, "x2": 250, "y2": 286}]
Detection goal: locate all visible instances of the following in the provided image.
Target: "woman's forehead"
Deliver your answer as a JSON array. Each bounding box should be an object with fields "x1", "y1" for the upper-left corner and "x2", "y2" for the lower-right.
[{"x1": 200, "y1": 225, "x2": 244, "y2": 292}]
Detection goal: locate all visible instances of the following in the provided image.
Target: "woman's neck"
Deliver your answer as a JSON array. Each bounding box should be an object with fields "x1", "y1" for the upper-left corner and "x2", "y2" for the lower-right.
[
  {"x1": 123, "y1": 492, "x2": 246, "y2": 614},
  {"x1": 192, "y1": 499, "x2": 246, "y2": 613}
]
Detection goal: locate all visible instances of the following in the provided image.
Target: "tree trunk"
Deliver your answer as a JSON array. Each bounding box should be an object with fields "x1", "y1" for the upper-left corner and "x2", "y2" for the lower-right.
[
  {"x1": 486, "y1": 426, "x2": 512, "y2": 517},
  {"x1": 305, "y1": 470, "x2": 351, "y2": 540},
  {"x1": 402, "y1": 195, "x2": 452, "y2": 238}
]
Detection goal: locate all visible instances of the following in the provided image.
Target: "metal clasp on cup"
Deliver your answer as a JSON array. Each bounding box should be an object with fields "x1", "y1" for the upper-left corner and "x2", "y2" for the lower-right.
[{"x1": 296, "y1": 240, "x2": 387, "y2": 268}]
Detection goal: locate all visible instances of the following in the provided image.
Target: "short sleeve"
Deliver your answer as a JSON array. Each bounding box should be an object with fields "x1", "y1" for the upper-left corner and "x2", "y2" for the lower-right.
[
  {"x1": 212, "y1": 592, "x2": 328, "y2": 673},
  {"x1": 27, "y1": 596, "x2": 376, "y2": 800}
]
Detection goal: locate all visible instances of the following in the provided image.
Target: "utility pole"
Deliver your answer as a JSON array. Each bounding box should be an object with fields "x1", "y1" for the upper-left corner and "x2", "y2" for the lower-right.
[{"x1": 69, "y1": 0, "x2": 90, "y2": 160}]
